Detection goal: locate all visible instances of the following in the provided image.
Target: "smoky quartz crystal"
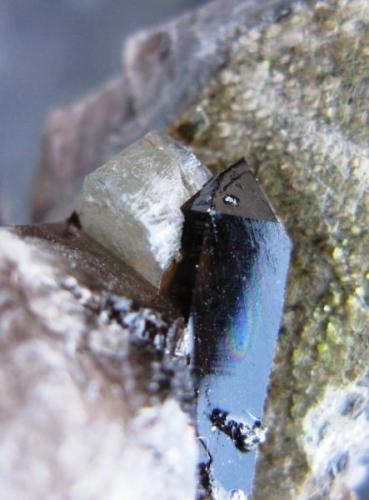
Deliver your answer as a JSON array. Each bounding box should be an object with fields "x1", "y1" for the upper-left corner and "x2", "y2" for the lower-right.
[{"x1": 171, "y1": 159, "x2": 291, "y2": 497}]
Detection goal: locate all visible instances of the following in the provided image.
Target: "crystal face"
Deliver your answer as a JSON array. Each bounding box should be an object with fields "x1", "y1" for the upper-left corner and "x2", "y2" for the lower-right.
[
  {"x1": 172, "y1": 160, "x2": 291, "y2": 496},
  {"x1": 75, "y1": 131, "x2": 211, "y2": 289}
]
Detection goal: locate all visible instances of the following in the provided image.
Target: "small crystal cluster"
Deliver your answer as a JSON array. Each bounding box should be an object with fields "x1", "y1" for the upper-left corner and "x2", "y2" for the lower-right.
[
  {"x1": 108, "y1": 294, "x2": 185, "y2": 356},
  {"x1": 210, "y1": 409, "x2": 267, "y2": 453}
]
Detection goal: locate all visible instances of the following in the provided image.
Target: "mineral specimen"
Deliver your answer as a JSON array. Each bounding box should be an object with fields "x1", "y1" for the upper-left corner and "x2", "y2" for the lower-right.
[
  {"x1": 75, "y1": 131, "x2": 211, "y2": 289},
  {"x1": 172, "y1": 160, "x2": 291, "y2": 496},
  {"x1": 210, "y1": 409, "x2": 267, "y2": 453},
  {"x1": 27, "y1": 0, "x2": 369, "y2": 497}
]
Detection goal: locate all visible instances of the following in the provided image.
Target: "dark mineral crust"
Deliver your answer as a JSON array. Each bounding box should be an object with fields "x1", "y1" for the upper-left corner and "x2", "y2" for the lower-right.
[
  {"x1": 14, "y1": 220, "x2": 195, "y2": 410},
  {"x1": 171, "y1": 160, "x2": 291, "y2": 497}
]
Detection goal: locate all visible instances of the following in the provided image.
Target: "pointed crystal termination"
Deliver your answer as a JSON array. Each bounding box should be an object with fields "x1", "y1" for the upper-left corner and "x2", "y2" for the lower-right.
[{"x1": 172, "y1": 159, "x2": 291, "y2": 497}]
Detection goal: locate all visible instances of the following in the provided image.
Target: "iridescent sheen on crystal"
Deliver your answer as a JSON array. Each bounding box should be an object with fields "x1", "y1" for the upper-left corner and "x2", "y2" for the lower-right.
[{"x1": 172, "y1": 160, "x2": 291, "y2": 497}]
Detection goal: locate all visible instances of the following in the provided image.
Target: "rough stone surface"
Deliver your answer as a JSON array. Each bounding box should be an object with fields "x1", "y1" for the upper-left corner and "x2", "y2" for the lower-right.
[
  {"x1": 32, "y1": 0, "x2": 305, "y2": 222},
  {"x1": 75, "y1": 131, "x2": 211, "y2": 289},
  {"x1": 0, "y1": 226, "x2": 197, "y2": 500},
  {"x1": 301, "y1": 374, "x2": 369, "y2": 499},
  {"x1": 33, "y1": 77, "x2": 128, "y2": 222},
  {"x1": 171, "y1": 0, "x2": 369, "y2": 497}
]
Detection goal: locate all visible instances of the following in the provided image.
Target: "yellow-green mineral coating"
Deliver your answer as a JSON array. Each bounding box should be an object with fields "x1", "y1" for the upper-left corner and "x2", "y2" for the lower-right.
[{"x1": 172, "y1": 1, "x2": 369, "y2": 497}]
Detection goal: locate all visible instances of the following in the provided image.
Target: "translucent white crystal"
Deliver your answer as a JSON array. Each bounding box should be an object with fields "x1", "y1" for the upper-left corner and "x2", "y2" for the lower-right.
[{"x1": 76, "y1": 131, "x2": 211, "y2": 288}]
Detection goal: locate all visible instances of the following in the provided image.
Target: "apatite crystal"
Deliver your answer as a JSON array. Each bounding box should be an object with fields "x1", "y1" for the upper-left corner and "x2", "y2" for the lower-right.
[
  {"x1": 75, "y1": 131, "x2": 211, "y2": 289},
  {"x1": 173, "y1": 159, "x2": 291, "y2": 497}
]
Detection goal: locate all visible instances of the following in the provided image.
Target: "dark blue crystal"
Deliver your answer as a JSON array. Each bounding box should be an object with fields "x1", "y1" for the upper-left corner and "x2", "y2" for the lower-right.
[{"x1": 173, "y1": 160, "x2": 291, "y2": 497}]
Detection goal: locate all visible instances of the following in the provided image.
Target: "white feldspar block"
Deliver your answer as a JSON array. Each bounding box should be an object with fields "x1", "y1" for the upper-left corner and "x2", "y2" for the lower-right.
[{"x1": 76, "y1": 131, "x2": 211, "y2": 288}]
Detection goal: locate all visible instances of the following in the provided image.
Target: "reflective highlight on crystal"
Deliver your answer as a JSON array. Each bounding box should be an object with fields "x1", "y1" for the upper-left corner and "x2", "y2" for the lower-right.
[
  {"x1": 173, "y1": 160, "x2": 291, "y2": 497},
  {"x1": 225, "y1": 263, "x2": 261, "y2": 363}
]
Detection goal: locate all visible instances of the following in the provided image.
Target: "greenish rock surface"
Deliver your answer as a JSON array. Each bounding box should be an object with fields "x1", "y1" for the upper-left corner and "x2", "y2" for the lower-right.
[{"x1": 172, "y1": 0, "x2": 369, "y2": 497}]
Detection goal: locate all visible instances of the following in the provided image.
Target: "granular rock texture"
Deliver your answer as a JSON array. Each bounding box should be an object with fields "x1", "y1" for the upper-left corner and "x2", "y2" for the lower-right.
[
  {"x1": 301, "y1": 374, "x2": 369, "y2": 498},
  {"x1": 0, "y1": 227, "x2": 197, "y2": 500},
  {"x1": 172, "y1": 0, "x2": 369, "y2": 497}
]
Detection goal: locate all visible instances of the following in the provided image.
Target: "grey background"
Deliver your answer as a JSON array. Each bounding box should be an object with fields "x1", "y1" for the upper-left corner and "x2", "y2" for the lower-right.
[{"x1": 0, "y1": 0, "x2": 206, "y2": 224}]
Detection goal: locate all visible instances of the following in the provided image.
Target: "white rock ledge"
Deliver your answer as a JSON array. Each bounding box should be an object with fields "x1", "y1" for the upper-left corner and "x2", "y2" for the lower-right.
[{"x1": 0, "y1": 228, "x2": 198, "y2": 500}]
